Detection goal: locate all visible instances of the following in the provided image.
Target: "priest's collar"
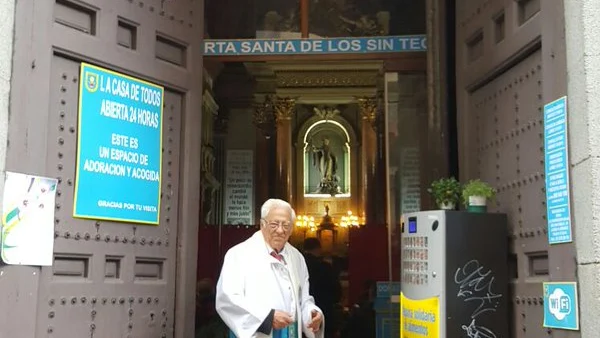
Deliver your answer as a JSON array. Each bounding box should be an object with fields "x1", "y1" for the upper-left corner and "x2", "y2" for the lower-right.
[{"x1": 264, "y1": 241, "x2": 286, "y2": 255}]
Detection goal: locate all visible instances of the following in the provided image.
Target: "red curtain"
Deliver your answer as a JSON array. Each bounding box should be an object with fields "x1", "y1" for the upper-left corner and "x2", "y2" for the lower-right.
[
  {"x1": 198, "y1": 225, "x2": 401, "y2": 306},
  {"x1": 347, "y1": 226, "x2": 390, "y2": 305},
  {"x1": 197, "y1": 227, "x2": 219, "y2": 282},
  {"x1": 197, "y1": 226, "x2": 258, "y2": 283}
]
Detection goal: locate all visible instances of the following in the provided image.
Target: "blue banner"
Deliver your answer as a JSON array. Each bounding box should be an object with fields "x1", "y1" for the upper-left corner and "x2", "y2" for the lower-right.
[
  {"x1": 74, "y1": 63, "x2": 164, "y2": 225},
  {"x1": 543, "y1": 96, "x2": 572, "y2": 244},
  {"x1": 204, "y1": 35, "x2": 427, "y2": 56}
]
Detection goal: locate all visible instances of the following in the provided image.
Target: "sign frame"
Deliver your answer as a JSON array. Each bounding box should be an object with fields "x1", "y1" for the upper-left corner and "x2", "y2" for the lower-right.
[
  {"x1": 73, "y1": 62, "x2": 164, "y2": 225},
  {"x1": 543, "y1": 282, "x2": 579, "y2": 331},
  {"x1": 543, "y1": 96, "x2": 573, "y2": 244}
]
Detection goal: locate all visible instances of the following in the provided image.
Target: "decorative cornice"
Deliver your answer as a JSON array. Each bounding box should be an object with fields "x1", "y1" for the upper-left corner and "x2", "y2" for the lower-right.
[
  {"x1": 357, "y1": 97, "x2": 377, "y2": 120},
  {"x1": 276, "y1": 70, "x2": 378, "y2": 88},
  {"x1": 274, "y1": 97, "x2": 296, "y2": 122},
  {"x1": 313, "y1": 106, "x2": 340, "y2": 120},
  {"x1": 253, "y1": 95, "x2": 275, "y2": 128},
  {"x1": 356, "y1": 96, "x2": 379, "y2": 129},
  {"x1": 203, "y1": 90, "x2": 219, "y2": 115}
]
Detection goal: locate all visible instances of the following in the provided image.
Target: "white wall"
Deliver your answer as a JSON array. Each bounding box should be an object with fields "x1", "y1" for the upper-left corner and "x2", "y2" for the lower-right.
[
  {"x1": 564, "y1": 0, "x2": 600, "y2": 335},
  {"x1": 0, "y1": 0, "x2": 14, "y2": 198},
  {"x1": 0, "y1": 1, "x2": 15, "y2": 336}
]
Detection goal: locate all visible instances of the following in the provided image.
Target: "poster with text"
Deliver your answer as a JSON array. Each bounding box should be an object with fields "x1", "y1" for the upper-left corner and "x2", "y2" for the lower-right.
[
  {"x1": 400, "y1": 292, "x2": 439, "y2": 338},
  {"x1": 73, "y1": 63, "x2": 164, "y2": 225},
  {"x1": 400, "y1": 147, "x2": 421, "y2": 215},
  {"x1": 1, "y1": 172, "x2": 58, "y2": 266},
  {"x1": 224, "y1": 150, "x2": 254, "y2": 225}
]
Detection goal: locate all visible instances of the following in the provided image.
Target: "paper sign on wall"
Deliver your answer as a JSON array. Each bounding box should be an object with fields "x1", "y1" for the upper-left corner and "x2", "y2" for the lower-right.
[
  {"x1": 543, "y1": 282, "x2": 579, "y2": 331},
  {"x1": 223, "y1": 150, "x2": 254, "y2": 225},
  {"x1": 1, "y1": 172, "x2": 58, "y2": 266}
]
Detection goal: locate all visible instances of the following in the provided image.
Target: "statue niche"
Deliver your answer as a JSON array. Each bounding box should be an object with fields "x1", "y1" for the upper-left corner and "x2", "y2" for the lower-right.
[{"x1": 303, "y1": 117, "x2": 350, "y2": 197}]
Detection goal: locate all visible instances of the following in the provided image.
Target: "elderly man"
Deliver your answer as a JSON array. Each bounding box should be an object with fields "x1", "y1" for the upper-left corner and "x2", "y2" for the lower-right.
[{"x1": 216, "y1": 198, "x2": 325, "y2": 338}]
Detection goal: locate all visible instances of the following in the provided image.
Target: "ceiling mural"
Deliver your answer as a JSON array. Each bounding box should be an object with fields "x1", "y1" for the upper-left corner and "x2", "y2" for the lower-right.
[
  {"x1": 253, "y1": 0, "x2": 425, "y2": 38},
  {"x1": 256, "y1": 0, "x2": 301, "y2": 37},
  {"x1": 308, "y1": 0, "x2": 389, "y2": 37}
]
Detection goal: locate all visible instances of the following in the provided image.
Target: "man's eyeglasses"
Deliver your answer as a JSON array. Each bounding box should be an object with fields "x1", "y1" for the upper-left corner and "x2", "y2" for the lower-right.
[{"x1": 262, "y1": 219, "x2": 292, "y2": 231}]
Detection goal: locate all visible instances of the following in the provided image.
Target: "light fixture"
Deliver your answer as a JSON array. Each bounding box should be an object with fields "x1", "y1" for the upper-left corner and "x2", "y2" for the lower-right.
[
  {"x1": 340, "y1": 210, "x2": 360, "y2": 228},
  {"x1": 295, "y1": 215, "x2": 316, "y2": 229}
]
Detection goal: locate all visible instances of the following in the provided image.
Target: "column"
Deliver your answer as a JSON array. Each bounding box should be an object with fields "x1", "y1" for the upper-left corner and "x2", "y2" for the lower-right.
[
  {"x1": 425, "y1": 0, "x2": 448, "y2": 190},
  {"x1": 200, "y1": 90, "x2": 220, "y2": 226},
  {"x1": 213, "y1": 113, "x2": 228, "y2": 226},
  {"x1": 300, "y1": 0, "x2": 309, "y2": 38},
  {"x1": 561, "y1": 0, "x2": 590, "y2": 334},
  {"x1": 274, "y1": 97, "x2": 296, "y2": 206},
  {"x1": 357, "y1": 97, "x2": 378, "y2": 225},
  {"x1": 253, "y1": 95, "x2": 275, "y2": 223}
]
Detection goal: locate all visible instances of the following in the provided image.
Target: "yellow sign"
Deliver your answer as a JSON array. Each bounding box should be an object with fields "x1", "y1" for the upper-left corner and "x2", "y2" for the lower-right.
[{"x1": 400, "y1": 292, "x2": 439, "y2": 338}]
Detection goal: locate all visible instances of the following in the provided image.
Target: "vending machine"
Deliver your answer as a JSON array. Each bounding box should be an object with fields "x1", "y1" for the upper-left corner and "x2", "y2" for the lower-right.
[{"x1": 400, "y1": 210, "x2": 508, "y2": 338}]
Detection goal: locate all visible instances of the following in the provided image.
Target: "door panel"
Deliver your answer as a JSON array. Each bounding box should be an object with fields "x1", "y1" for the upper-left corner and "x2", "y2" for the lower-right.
[
  {"x1": 467, "y1": 47, "x2": 548, "y2": 338},
  {"x1": 35, "y1": 46, "x2": 182, "y2": 338},
  {"x1": 5, "y1": 0, "x2": 202, "y2": 337},
  {"x1": 455, "y1": 1, "x2": 575, "y2": 337}
]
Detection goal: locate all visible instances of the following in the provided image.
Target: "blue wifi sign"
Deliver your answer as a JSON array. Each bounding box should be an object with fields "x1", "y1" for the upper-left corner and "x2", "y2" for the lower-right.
[{"x1": 543, "y1": 282, "x2": 579, "y2": 330}]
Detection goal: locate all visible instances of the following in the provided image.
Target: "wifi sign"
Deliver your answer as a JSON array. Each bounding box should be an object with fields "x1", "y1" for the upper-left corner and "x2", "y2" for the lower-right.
[
  {"x1": 548, "y1": 290, "x2": 571, "y2": 319},
  {"x1": 543, "y1": 282, "x2": 579, "y2": 330}
]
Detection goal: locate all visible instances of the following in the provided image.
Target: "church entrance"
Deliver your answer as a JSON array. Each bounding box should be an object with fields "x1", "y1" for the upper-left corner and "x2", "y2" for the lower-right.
[
  {"x1": 0, "y1": 0, "x2": 573, "y2": 337},
  {"x1": 196, "y1": 0, "x2": 435, "y2": 337},
  {"x1": 195, "y1": 56, "x2": 430, "y2": 337}
]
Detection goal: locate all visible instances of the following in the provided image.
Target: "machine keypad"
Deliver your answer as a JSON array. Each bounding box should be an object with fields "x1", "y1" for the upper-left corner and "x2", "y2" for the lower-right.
[{"x1": 401, "y1": 236, "x2": 429, "y2": 286}]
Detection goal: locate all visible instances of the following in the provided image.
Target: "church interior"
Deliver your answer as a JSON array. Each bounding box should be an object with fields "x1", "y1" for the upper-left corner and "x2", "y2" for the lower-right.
[
  {"x1": 195, "y1": 0, "x2": 429, "y2": 336},
  {"x1": 195, "y1": 60, "x2": 429, "y2": 334}
]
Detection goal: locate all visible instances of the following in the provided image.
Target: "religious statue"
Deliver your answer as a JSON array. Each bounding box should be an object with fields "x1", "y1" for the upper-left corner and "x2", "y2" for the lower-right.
[
  {"x1": 319, "y1": 204, "x2": 335, "y2": 229},
  {"x1": 310, "y1": 137, "x2": 341, "y2": 195},
  {"x1": 338, "y1": 15, "x2": 381, "y2": 36},
  {"x1": 308, "y1": 0, "x2": 389, "y2": 37}
]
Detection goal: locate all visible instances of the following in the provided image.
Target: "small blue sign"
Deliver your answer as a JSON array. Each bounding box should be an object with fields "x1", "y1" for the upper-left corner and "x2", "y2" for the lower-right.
[
  {"x1": 543, "y1": 96, "x2": 572, "y2": 244},
  {"x1": 74, "y1": 63, "x2": 164, "y2": 225},
  {"x1": 543, "y1": 282, "x2": 579, "y2": 330},
  {"x1": 204, "y1": 35, "x2": 427, "y2": 56}
]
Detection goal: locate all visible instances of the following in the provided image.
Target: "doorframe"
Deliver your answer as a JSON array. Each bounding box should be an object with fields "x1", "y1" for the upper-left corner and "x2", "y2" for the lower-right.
[
  {"x1": 175, "y1": 1, "x2": 206, "y2": 337},
  {"x1": 190, "y1": 1, "x2": 451, "y2": 333}
]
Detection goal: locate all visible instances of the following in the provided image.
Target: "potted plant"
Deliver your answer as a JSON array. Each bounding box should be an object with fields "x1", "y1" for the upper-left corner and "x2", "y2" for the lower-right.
[
  {"x1": 427, "y1": 177, "x2": 462, "y2": 210},
  {"x1": 462, "y1": 179, "x2": 495, "y2": 212}
]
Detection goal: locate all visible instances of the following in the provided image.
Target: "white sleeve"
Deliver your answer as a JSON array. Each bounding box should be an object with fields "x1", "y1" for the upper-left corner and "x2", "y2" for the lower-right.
[{"x1": 215, "y1": 248, "x2": 273, "y2": 338}]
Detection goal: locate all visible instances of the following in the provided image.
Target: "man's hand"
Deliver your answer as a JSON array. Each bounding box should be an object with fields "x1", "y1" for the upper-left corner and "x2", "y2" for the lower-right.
[
  {"x1": 307, "y1": 310, "x2": 323, "y2": 332},
  {"x1": 272, "y1": 310, "x2": 294, "y2": 330}
]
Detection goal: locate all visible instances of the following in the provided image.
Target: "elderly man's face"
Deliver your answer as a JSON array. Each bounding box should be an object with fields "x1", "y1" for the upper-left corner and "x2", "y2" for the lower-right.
[{"x1": 261, "y1": 207, "x2": 293, "y2": 251}]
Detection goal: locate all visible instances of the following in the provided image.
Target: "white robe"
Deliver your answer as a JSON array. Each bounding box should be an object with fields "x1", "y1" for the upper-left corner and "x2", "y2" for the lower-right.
[{"x1": 216, "y1": 231, "x2": 325, "y2": 338}]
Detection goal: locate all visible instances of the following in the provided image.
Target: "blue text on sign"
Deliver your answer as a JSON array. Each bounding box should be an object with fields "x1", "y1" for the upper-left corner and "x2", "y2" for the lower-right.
[{"x1": 204, "y1": 35, "x2": 427, "y2": 56}]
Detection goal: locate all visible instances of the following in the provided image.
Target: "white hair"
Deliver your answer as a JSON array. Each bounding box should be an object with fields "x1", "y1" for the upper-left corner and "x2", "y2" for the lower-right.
[{"x1": 260, "y1": 198, "x2": 296, "y2": 223}]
